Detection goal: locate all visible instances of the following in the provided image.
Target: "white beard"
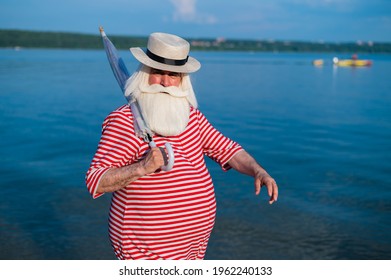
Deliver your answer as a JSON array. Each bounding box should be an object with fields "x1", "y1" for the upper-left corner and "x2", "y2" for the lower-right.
[{"x1": 137, "y1": 90, "x2": 190, "y2": 137}]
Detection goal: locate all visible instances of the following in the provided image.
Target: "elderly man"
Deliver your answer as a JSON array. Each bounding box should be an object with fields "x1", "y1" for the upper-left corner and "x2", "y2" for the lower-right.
[{"x1": 86, "y1": 32, "x2": 278, "y2": 260}]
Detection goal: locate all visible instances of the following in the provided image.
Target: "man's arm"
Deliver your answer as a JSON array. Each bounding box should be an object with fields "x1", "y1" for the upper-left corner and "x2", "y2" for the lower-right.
[
  {"x1": 96, "y1": 147, "x2": 164, "y2": 194},
  {"x1": 228, "y1": 150, "x2": 278, "y2": 204}
]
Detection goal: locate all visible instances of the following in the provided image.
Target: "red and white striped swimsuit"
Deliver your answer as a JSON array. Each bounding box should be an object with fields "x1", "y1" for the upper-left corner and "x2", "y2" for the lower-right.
[{"x1": 86, "y1": 105, "x2": 242, "y2": 260}]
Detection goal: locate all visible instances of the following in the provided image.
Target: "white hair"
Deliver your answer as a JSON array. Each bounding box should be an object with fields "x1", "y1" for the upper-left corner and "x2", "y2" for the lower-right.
[{"x1": 124, "y1": 64, "x2": 198, "y2": 108}]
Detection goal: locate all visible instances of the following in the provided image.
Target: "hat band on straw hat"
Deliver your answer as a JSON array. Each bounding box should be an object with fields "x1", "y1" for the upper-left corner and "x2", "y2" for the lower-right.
[{"x1": 146, "y1": 49, "x2": 189, "y2": 66}]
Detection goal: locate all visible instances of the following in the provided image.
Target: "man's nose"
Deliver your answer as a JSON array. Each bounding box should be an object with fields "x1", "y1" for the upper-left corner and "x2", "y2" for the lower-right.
[{"x1": 160, "y1": 74, "x2": 170, "y2": 87}]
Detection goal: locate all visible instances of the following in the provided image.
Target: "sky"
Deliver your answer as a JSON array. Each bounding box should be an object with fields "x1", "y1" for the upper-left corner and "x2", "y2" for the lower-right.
[{"x1": 1, "y1": 0, "x2": 390, "y2": 42}]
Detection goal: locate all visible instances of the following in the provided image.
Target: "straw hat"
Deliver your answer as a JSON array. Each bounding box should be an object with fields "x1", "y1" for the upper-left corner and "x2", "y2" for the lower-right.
[{"x1": 130, "y1": 32, "x2": 201, "y2": 73}]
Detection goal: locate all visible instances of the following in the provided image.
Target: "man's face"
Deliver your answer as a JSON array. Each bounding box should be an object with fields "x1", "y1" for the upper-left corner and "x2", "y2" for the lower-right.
[
  {"x1": 136, "y1": 66, "x2": 192, "y2": 136},
  {"x1": 148, "y1": 68, "x2": 182, "y2": 87}
]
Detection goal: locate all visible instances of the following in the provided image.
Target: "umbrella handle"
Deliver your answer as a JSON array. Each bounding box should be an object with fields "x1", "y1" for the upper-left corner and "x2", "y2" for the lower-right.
[{"x1": 149, "y1": 141, "x2": 175, "y2": 171}]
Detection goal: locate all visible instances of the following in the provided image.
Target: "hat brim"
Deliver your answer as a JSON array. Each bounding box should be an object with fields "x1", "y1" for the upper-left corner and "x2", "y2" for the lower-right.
[{"x1": 130, "y1": 47, "x2": 201, "y2": 73}]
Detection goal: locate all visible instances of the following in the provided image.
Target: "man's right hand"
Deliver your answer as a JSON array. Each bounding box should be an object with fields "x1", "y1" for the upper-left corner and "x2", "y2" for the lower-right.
[{"x1": 141, "y1": 147, "x2": 165, "y2": 174}]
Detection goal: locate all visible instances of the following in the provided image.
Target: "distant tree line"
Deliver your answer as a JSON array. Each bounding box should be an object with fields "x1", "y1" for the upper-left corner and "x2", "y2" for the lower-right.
[
  {"x1": 1, "y1": 29, "x2": 390, "y2": 53},
  {"x1": 0, "y1": 29, "x2": 146, "y2": 50}
]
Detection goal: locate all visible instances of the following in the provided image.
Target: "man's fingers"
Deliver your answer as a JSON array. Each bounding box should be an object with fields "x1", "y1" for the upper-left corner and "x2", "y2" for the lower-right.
[
  {"x1": 254, "y1": 178, "x2": 261, "y2": 195},
  {"x1": 158, "y1": 147, "x2": 168, "y2": 166},
  {"x1": 255, "y1": 177, "x2": 278, "y2": 204},
  {"x1": 268, "y1": 181, "x2": 278, "y2": 204}
]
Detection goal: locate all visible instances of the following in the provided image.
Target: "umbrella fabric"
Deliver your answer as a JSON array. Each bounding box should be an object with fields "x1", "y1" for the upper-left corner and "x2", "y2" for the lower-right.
[{"x1": 99, "y1": 27, "x2": 152, "y2": 141}]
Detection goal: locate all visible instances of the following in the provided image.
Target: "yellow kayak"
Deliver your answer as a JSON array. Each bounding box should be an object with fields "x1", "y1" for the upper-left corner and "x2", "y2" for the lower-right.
[{"x1": 333, "y1": 57, "x2": 372, "y2": 67}]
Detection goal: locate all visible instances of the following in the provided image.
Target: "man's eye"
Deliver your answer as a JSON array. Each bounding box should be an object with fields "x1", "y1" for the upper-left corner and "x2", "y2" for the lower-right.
[
  {"x1": 151, "y1": 70, "x2": 164, "y2": 75},
  {"x1": 150, "y1": 69, "x2": 181, "y2": 77},
  {"x1": 169, "y1": 73, "x2": 181, "y2": 77}
]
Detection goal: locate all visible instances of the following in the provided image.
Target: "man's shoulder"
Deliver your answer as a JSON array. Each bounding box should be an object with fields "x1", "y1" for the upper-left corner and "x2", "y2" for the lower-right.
[
  {"x1": 190, "y1": 106, "x2": 202, "y2": 116},
  {"x1": 189, "y1": 106, "x2": 207, "y2": 120},
  {"x1": 103, "y1": 104, "x2": 133, "y2": 125},
  {"x1": 107, "y1": 104, "x2": 132, "y2": 118},
  {"x1": 113, "y1": 104, "x2": 131, "y2": 114}
]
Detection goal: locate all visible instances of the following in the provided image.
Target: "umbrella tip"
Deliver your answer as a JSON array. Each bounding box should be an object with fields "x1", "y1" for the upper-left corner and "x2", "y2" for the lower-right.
[{"x1": 99, "y1": 26, "x2": 106, "y2": 36}]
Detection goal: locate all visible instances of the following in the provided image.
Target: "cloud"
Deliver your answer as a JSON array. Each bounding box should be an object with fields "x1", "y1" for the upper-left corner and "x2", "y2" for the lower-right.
[{"x1": 169, "y1": 0, "x2": 217, "y2": 24}]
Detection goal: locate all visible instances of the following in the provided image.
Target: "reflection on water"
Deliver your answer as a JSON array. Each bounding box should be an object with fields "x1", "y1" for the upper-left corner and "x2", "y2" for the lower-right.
[{"x1": 0, "y1": 49, "x2": 390, "y2": 259}]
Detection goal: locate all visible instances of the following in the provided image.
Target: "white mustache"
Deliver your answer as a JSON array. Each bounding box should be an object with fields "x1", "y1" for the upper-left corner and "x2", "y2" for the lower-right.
[{"x1": 139, "y1": 83, "x2": 189, "y2": 98}]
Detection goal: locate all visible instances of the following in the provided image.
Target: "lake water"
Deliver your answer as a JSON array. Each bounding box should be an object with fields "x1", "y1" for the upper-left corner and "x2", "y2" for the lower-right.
[{"x1": 0, "y1": 49, "x2": 390, "y2": 260}]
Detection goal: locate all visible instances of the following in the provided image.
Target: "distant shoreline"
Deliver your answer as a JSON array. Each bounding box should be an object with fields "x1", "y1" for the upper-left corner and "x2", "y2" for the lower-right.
[{"x1": 1, "y1": 29, "x2": 391, "y2": 53}]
